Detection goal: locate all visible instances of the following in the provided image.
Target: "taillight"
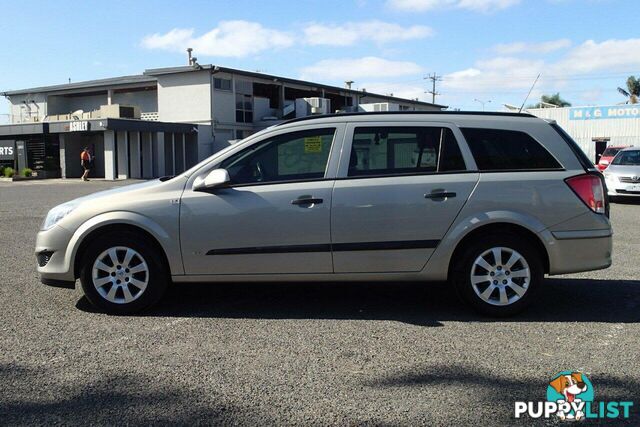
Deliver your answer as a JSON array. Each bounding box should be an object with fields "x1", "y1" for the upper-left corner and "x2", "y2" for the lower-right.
[{"x1": 565, "y1": 174, "x2": 605, "y2": 214}]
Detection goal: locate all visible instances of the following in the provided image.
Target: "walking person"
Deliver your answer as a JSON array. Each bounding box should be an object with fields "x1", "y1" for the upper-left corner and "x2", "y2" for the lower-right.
[{"x1": 81, "y1": 147, "x2": 92, "y2": 181}]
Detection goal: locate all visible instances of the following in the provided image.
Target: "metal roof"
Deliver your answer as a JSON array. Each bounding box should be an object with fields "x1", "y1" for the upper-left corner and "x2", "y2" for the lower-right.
[
  {"x1": 144, "y1": 64, "x2": 447, "y2": 109},
  {"x1": 2, "y1": 64, "x2": 446, "y2": 108},
  {"x1": 1, "y1": 75, "x2": 157, "y2": 96}
]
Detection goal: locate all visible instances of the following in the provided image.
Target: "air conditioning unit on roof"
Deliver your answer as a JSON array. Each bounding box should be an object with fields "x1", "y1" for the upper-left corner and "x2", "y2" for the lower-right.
[
  {"x1": 295, "y1": 98, "x2": 331, "y2": 117},
  {"x1": 359, "y1": 102, "x2": 400, "y2": 112}
]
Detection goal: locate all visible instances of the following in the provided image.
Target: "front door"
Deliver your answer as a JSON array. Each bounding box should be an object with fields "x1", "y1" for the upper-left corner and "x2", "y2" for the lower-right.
[
  {"x1": 331, "y1": 123, "x2": 479, "y2": 273},
  {"x1": 180, "y1": 127, "x2": 341, "y2": 275}
]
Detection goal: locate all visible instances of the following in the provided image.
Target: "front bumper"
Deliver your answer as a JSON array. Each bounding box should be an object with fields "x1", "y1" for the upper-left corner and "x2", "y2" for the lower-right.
[
  {"x1": 35, "y1": 225, "x2": 77, "y2": 287},
  {"x1": 605, "y1": 176, "x2": 640, "y2": 197}
]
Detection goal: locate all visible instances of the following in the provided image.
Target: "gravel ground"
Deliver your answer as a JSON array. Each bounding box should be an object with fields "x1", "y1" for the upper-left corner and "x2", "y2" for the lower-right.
[{"x1": 0, "y1": 179, "x2": 639, "y2": 425}]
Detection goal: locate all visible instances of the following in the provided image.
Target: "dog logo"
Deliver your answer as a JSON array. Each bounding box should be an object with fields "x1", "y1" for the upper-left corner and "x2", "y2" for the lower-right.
[
  {"x1": 515, "y1": 371, "x2": 633, "y2": 420},
  {"x1": 546, "y1": 371, "x2": 593, "y2": 421}
]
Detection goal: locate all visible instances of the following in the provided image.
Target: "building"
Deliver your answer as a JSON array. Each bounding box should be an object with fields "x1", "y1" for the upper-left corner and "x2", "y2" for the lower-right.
[
  {"x1": 0, "y1": 64, "x2": 443, "y2": 179},
  {"x1": 528, "y1": 105, "x2": 640, "y2": 163}
]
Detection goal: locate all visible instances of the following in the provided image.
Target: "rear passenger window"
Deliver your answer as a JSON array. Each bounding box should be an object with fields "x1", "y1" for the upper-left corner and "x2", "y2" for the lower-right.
[
  {"x1": 348, "y1": 127, "x2": 466, "y2": 177},
  {"x1": 461, "y1": 128, "x2": 562, "y2": 171}
]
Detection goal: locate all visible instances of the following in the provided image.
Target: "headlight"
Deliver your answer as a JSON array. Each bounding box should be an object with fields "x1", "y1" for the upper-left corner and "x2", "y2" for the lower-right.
[{"x1": 41, "y1": 202, "x2": 79, "y2": 230}]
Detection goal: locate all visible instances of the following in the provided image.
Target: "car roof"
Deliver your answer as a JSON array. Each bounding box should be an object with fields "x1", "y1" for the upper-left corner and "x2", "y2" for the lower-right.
[
  {"x1": 619, "y1": 146, "x2": 638, "y2": 152},
  {"x1": 274, "y1": 111, "x2": 541, "y2": 130}
]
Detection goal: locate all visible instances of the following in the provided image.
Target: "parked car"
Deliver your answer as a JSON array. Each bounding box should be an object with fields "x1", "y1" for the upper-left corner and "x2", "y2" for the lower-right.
[
  {"x1": 36, "y1": 112, "x2": 612, "y2": 316},
  {"x1": 597, "y1": 145, "x2": 628, "y2": 171},
  {"x1": 603, "y1": 147, "x2": 640, "y2": 200}
]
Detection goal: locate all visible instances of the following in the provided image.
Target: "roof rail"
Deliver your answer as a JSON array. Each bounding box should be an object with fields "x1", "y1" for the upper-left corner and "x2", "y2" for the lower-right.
[{"x1": 275, "y1": 110, "x2": 537, "y2": 126}]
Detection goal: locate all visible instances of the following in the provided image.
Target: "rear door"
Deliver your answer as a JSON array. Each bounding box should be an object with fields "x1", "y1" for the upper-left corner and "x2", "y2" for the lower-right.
[{"x1": 331, "y1": 122, "x2": 479, "y2": 273}]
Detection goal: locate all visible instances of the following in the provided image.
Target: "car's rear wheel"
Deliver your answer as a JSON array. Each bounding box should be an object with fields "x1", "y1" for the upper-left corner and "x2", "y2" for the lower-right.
[
  {"x1": 452, "y1": 234, "x2": 543, "y2": 317},
  {"x1": 79, "y1": 232, "x2": 168, "y2": 314}
]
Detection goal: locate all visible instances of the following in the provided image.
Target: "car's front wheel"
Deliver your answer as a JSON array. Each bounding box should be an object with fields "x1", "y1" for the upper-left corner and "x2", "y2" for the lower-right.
[
  {"x1": 452, "y1": 235, "x2": 543, "y2": 317},
  {"x1": 79, "y1": 232, "x2": 168, "y2": 314}
]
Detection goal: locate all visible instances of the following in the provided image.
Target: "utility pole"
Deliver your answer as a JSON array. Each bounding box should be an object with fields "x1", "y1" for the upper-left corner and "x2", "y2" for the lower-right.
[{"x1": 425, "y1": 73, "x2": 442, "y2": 104}]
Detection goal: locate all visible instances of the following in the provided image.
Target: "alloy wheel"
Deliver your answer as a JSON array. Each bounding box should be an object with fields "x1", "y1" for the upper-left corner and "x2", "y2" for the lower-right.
[
  {"x1": 470, "y1": 246, "x2": 531, "y2": 306},
  {"x1": 91, "y1": 246, "x2": 149, "y2": 304}
]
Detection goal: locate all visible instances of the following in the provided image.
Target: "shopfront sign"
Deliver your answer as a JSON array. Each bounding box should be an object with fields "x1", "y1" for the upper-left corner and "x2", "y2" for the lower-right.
[
  {"x1": 0, "y1": 141, "x2": 15, "y2": 161},
  {"x1": 570, "y1": 105, "x2": 640, "y2": 120},
  {"x1": 68, "y1": 121, "x2": 89, "y2": 131}
]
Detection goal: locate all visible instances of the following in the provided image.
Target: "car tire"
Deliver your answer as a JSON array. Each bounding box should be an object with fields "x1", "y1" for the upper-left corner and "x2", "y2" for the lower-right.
[
  {"x1": 79, "y1": 231, "x2": 169, "y2": 314},
  {"x1": 452, "y1": 234, "x2": 544, "y2": 317}
]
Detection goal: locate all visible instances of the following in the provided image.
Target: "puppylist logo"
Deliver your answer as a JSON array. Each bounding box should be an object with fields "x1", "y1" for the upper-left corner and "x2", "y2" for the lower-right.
[{"x1": 515, "y1": 371, "x2": 634, "y2": 421}]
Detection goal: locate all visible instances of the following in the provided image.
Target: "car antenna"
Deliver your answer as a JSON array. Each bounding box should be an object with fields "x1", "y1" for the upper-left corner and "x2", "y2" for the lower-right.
[{"x1": 519, "y1": 73, "x2": 541, "y2": 113}]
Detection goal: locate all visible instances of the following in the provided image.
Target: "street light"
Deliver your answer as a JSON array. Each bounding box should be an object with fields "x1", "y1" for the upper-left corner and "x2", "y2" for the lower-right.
[{"x1": 474, "y1": 98, "x2": 491, "y2": 111}]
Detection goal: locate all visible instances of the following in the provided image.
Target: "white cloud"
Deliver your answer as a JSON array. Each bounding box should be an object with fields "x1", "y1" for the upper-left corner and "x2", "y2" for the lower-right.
[
  {"x1": 443, "y1": 57, "x2": 546, "y2": 93},
  {"x1": 299, "y1": 57, "x2": 423, "y2": 81},
  {"x1": 552, "y1": 38, "x2": 640, "y2": 74},
  {"x1": 141, "y1": 21, "x2": 294, "y2": 58},
  {"x1": 440, "y1": 38, "x2": 640, "y2": 109},
  {"x1": 443, "y1": 38, "x2": 640, "y2": 97},
  {"x1": 387, "y1": 0, "x2": 520, "y2": 12},
  {"x1": 303, "y1": 20, "x2": 433, "y2": 46},
  {"x1": 142, "y1": 28, "x2": 193, "y2": 50},
  {"x1": 358, "y1": 82, "x2": 426, "y2": 101},
  {"x1": 493, "y1": 39, "x2": 572, "y2": 55}
]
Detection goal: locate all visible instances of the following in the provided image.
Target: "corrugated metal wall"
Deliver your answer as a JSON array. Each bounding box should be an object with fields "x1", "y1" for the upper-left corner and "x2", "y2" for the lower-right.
[{"x1": 528, "y1": 107, "x2": 640, "y2": 161}]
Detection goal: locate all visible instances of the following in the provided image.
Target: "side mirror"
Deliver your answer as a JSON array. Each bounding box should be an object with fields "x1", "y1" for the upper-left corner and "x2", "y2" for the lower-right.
[{"x1": 193, "y1": 168, "x2": 231, "y2": 191}]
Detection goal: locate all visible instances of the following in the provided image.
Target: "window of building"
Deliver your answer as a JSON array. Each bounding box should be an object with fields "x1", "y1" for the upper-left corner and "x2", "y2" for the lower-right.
[
  {"x1": 461, "y1": 128, "x2": 562, "y2": 171},
  {"x1": 235, "y1": 79, "x2": 253, "y2": 94},
  {"x1": 348, "y1": 127, "x2": 466, "y2": 177},
  {"x1": 214, "y1": 78, "x2": 232, "y2": 91},
  {"x1": 233, "y1": 79, "x2": 254, "y2": 123},
  {"x1": 235, "y1": 94, "x2": 253, "y2": 123},
  {"x1": 220, "y1": 128, "x2": 336, "y2": 185}
]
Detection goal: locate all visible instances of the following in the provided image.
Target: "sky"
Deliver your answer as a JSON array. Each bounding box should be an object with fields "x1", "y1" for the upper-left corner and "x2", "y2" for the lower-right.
[{"x1": 1, "y1": 0, "x2": 639, "y2": 119}]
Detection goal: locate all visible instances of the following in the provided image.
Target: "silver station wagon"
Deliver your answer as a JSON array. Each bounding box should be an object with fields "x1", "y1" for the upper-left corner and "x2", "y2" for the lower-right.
[{"x1": 36, "y1": 112, "x2": 612, "y2": 316}]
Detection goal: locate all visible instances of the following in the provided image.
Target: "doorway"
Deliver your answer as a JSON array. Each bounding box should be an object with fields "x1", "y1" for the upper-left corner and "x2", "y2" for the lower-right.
[{"x1": 593, "y1": 138, "x2": 610, "y2": 164}]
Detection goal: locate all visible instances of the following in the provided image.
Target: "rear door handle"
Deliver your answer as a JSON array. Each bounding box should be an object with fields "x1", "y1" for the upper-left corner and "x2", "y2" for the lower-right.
[
  {"x1": 291, "y1": 196, "x2": 323, "y2": 205},
  {"x1": 424, "y1": 191, "x2": 457, "y2": 199}
]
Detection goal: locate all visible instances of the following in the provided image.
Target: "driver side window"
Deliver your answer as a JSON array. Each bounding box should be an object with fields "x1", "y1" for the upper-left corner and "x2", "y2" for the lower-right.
[{"x1": 220, "y1": 128, "x2": 336, "y2": 185}]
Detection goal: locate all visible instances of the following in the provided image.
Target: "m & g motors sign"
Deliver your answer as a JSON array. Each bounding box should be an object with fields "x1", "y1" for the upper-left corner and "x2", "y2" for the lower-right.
[
  {"x1": 0, "y1": 141, "x2": 15, "y2": 161},
  {"x1": 570, "y1": 105, "x2": 640, "y2": 120}
]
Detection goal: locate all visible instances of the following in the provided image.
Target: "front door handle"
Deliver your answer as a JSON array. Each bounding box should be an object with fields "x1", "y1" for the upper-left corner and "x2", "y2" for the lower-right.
[
  {"x1": 291, "y1": 196, "x2": 323, "y2": 205},
  {"x1": 424, "y1": 190, "x2": 457, "y2": 200}
]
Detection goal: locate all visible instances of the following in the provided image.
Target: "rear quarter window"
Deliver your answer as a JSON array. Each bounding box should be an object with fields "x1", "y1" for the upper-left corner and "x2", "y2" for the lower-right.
[{"x1": 461, "y1": 128, "x2": 562, "y2": 171}]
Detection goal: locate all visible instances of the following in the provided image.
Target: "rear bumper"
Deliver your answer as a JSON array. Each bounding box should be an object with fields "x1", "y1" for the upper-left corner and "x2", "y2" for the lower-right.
[{"x1": 547, "y1": 229, "x2": 612, "y2": 275}]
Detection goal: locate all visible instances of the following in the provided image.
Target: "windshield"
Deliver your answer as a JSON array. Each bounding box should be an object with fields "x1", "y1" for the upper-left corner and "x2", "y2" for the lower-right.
[
  {"x1": 602, "y1": 147, "x2": 622, "y2": 157},
  {"x1": 612, "y1": 150, "x2": 640, "y2": 166}
]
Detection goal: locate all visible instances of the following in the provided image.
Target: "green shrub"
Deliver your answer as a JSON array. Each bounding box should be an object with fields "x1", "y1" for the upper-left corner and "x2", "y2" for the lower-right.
[
  {"x1": 0, "y1": 166, "x2": 5, "y2": 176},
  {"x1": 3, "y1": 167, "x2": 14, "y2": 178},
  {"x1": 21, "y1": 168, "x2": 33, "y2": 177}
]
